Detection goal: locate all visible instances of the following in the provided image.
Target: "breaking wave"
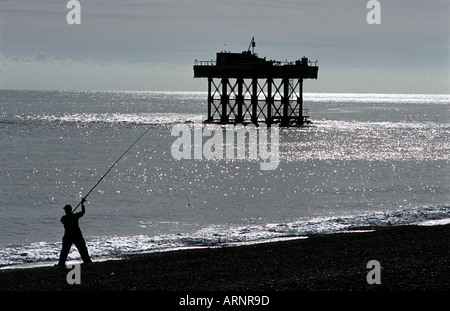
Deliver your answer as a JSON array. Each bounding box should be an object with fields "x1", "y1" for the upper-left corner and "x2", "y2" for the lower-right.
[
  {"x1": 13, "y1": 112, "x2": 205, "y2": 125},
  {"x1": 1, "y1": 205, "x2": 449, "y2": 269}
]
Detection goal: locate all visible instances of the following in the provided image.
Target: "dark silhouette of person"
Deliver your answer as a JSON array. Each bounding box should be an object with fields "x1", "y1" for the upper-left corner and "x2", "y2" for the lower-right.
[{"x1": 56, "y1": 197, "x2": 92, "y2": 266}]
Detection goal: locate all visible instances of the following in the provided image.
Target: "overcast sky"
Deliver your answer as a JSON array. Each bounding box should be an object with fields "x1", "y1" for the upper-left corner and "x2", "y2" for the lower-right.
[{"x1": 0, "y1": 0, "x2": 448, "y2": 93}]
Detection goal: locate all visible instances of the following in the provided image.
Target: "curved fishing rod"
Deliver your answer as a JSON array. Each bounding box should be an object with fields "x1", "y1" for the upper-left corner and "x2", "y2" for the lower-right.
[{"x1": 72, "y1": 127, "x2": 151, "y2": 213}]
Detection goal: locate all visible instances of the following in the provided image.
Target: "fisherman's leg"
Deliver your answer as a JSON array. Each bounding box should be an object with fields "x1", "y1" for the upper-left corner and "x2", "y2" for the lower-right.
[
  {"x1": 57, "y1": 237, "x2": 72, "y2": 266},
  {"x1": 74, "y1": 236, "x2": 92, "y2": 264}
]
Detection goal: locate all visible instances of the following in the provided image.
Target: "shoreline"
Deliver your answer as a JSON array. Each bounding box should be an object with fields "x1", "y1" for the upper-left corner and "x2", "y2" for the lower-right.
[{"x1": 0, "y1": 224, "x2": 448, "y2": 292}]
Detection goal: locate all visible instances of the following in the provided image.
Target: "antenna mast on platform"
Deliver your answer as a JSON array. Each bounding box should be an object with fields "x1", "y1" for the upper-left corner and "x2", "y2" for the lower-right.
[{"x1": 248, "y1": 37, "x2": 255, "y2": 54}]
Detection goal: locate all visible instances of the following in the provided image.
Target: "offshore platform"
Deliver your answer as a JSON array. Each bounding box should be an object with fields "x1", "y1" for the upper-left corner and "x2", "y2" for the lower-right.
[{"x1": 193, "y1": 38, "x2": 318, "y2": 126}]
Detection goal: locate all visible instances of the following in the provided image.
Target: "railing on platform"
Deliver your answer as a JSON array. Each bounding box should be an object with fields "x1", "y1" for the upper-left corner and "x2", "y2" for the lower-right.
[
  {"x1": 195, "y1": 59, "x2": 318, "y2": 67},
  {"x1": 272, "y1": 61, "x2": 296, "y2": 66},
  {"x1": 194, "y1": 60, "x2": 216, "y2": 66}
]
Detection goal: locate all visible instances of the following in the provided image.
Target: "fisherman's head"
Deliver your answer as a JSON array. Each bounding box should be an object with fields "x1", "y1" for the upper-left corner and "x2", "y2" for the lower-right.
[{"x1": 64, "y1": 204, "x2": 72, "y2": 214}]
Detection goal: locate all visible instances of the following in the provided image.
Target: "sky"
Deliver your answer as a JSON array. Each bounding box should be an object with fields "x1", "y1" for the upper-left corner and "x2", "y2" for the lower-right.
[{"x1": 0, "y1": 0, "x2": 449, "y2": 93}]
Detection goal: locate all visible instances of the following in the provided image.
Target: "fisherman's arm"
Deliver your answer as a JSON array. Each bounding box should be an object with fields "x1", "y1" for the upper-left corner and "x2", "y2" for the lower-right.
[{"x1": 80, "y1": 197, "x2": 86, "y2": 216}]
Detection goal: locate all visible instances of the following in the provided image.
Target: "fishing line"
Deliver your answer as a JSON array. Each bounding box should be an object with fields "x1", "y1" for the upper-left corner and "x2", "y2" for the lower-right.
[{"x1": 72, "y1": 126, "x2": 151, "y2": 212}]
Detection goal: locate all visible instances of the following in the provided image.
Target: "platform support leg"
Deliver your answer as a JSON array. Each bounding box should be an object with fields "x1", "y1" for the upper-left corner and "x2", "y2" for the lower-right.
[
  {"x1": 220, "y1": 77, "x2": 229, "y2": 124},
  {"x1": 266, "y1": 78, "x2": 273, "y2": 127}
]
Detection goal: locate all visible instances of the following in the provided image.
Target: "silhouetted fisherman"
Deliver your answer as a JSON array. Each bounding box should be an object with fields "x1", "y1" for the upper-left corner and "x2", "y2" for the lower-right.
[{"x1": 56, "y1": 198, "x2": 92, "y2": 266}]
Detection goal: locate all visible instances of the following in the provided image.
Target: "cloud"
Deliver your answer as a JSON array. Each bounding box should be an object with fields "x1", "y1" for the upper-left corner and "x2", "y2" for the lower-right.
[
  {"x1": 0, "y1": 53, "x2": 203, "y2": 91},
  {"x1": 1, "y1": 52, "x2": 447, "y2": 94},
  {"x1": 0, "y1": 1, "x2": 448, "y2": 93}
]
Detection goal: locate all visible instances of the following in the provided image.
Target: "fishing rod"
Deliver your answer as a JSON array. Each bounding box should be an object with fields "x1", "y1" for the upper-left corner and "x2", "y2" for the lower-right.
[{"x1": 72, "y1": 127, "x2": 151, "y2": 213}]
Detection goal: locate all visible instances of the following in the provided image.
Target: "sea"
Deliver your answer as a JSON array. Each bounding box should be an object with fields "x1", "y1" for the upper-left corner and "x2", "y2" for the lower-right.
[{"x1": 0, "y1": 90, "x2": 449, "y2": 269}]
